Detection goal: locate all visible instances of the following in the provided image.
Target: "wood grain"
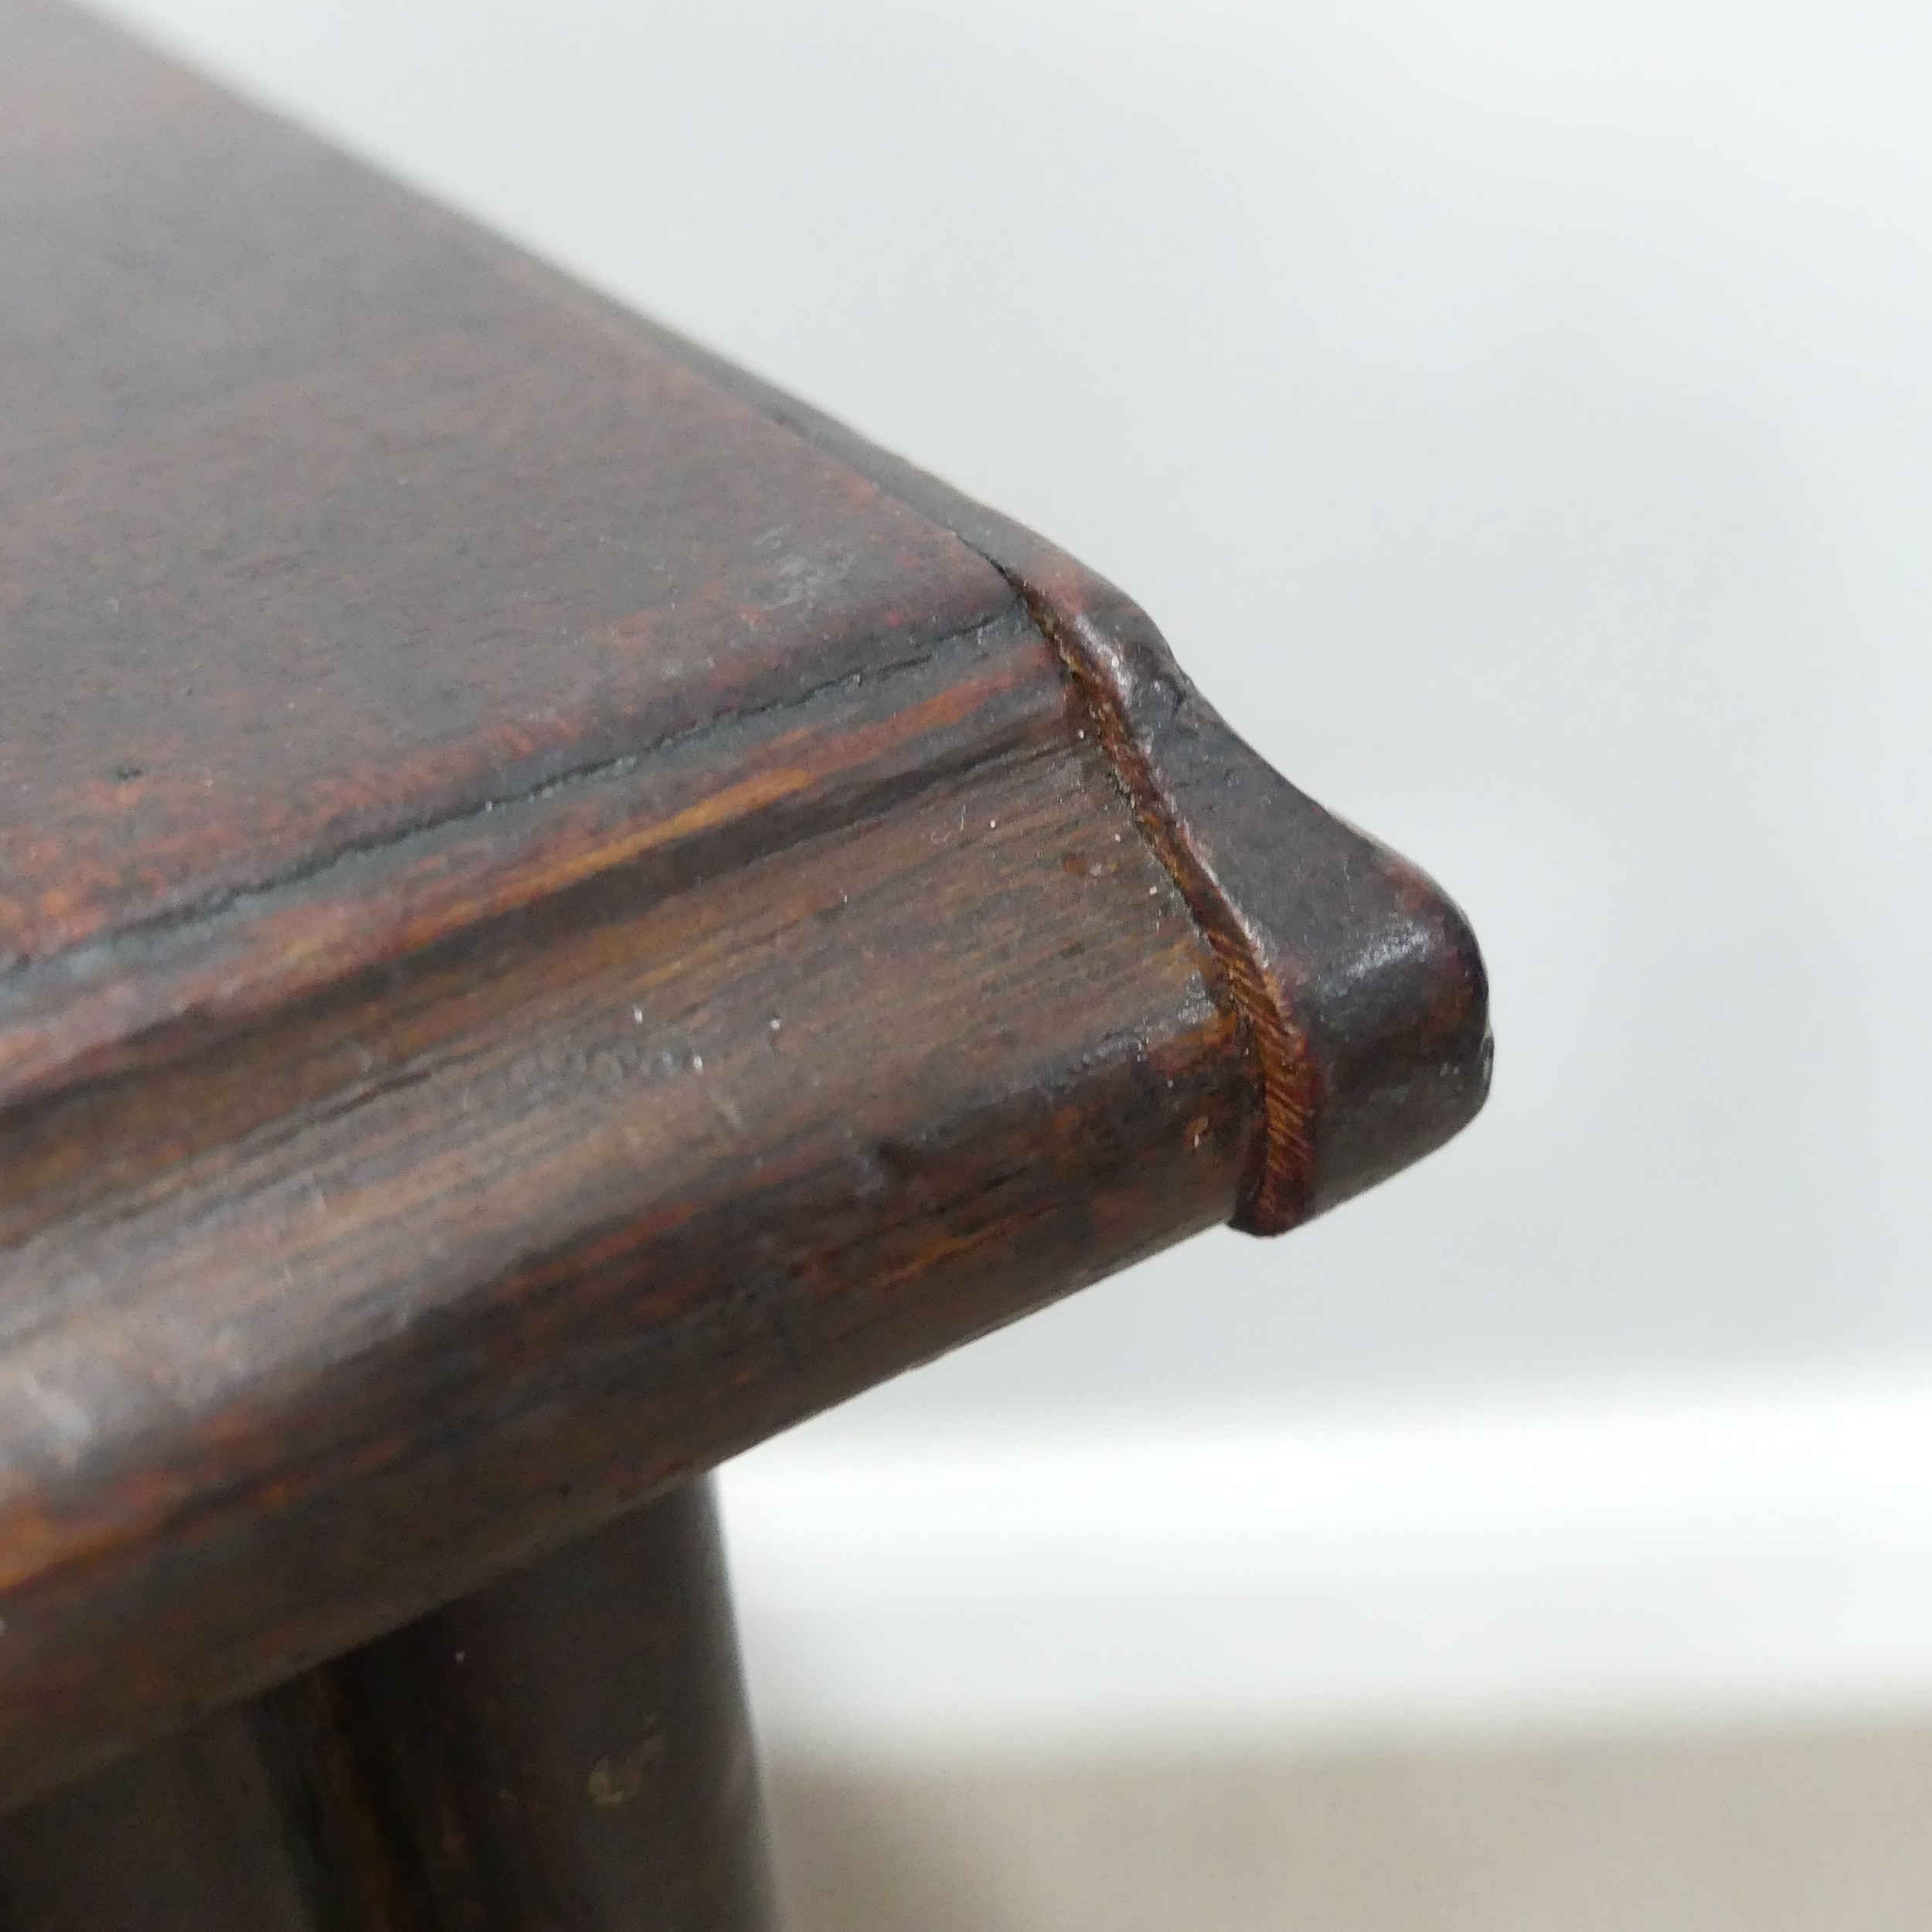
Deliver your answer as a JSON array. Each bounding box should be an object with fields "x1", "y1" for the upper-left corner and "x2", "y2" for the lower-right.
[
  {"x1": 0, "y1": 1483, "x2": 777, "y2": 1932},
  {"x1": 0, "y1": 1703, "x2": 329, "y2": 1931},
  {"x1": 309, "y1": 1479, "x2": 780, "y2": 1931},
  {"x1": 658, "y1": 332, "x2": 1495, "y2": 1227},
  {"x1": 0, "y1": 0, "x2": 1489, "y2": 1811},
  {"x1": 0, "y1": 0, "x2": 1009, "y2": 981},
  {"x1": 0, "y1": 708, "x2": 1253, "y2": 1807}
]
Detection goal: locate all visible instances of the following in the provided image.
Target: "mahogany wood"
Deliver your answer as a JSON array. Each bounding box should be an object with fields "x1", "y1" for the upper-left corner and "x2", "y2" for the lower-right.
[
  {"x1": 0, "y1": 1705, "x2": 328, "y2": 1930},
  {"x1": 0, "y1": 1482, "x2": 779, "y2": 1932},
  {"x1": 307, "y1": 1478, "x2": 780, "y2": 1931},
  {"x1": 0, "y1": 0, "x2": 1490, "y2": 1812}
]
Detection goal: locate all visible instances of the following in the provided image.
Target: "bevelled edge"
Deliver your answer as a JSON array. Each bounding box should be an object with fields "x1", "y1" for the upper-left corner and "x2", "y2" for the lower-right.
[
  {"x1": 628, "y1": 324, "x2": 1494, "y2": 1230},
  {"x1": 0, "y1": 611, "x2": 1058, "y2": 1119}
]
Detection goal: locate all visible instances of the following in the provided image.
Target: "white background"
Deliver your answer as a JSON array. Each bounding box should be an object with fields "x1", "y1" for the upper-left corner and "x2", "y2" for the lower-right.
[{"x1": 90, "y1": 0, "x2": 1932, "y2": 1747}]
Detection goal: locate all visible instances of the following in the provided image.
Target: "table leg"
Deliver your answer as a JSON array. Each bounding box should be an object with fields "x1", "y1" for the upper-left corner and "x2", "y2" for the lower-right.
[{"x1": 0, "y1": 1479, "x2": 782, "y2": 1932}]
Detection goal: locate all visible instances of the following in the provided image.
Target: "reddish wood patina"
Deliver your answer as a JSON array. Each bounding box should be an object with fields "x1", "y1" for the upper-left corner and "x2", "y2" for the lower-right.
[{"x1": 0, "y1": 0, "x2": 1489, "y2": 1818}]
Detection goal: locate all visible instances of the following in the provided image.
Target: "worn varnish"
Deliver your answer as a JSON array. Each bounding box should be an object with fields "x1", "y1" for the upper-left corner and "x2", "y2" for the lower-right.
[
  {"x1": 0, "y1": 708, "x2": 1250, "y2": 1806},
  {"x1": 0, "y1": 0, "x2": 1489, "y2": 1812}
]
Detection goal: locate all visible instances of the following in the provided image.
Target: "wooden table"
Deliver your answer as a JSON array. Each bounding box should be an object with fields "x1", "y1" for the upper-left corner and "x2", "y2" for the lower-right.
[{"x1": 0, "y1": 2, "x2": 1490, "y2": 1923}]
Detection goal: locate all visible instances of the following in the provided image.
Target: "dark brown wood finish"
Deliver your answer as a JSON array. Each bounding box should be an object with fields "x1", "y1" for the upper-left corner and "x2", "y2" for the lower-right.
[
  {"x1": 0, "y1": 0, "x2": 1490, "y2": 1811},
  {"x1": 0, "y1": 1482, "x2": 780, "y2": 1932},
  {"x1": 0, "y1": 1703, "x2": 332, "y2": 1932},
  {"x1": 0, "y1": 0, "x2": 1013, "y2": 1105},
  {"x1": 647, "y1": 340, "x2": 1495, "y2": 1231},
  {"x1": 310, "y1": 1479, "x2": 781, "y2": 1932},
  {"x1": 0, "y1": 696, "x2": 1251, "y2": 1807}
]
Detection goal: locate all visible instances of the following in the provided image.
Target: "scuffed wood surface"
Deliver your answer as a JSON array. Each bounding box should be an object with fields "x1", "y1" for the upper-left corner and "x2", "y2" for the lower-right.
[
  {"x1": 0, "y1": 701, "x2": 1252, "y2": 1804},
  {"x1": 0, "y1": 0, "x2": 1488, "y2": 1811}
]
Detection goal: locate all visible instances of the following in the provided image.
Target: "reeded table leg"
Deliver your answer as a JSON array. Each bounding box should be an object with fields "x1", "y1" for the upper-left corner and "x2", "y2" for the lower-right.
[{"x1": 0, "y1": 1480, "x2": 781, "y2": 1932}]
